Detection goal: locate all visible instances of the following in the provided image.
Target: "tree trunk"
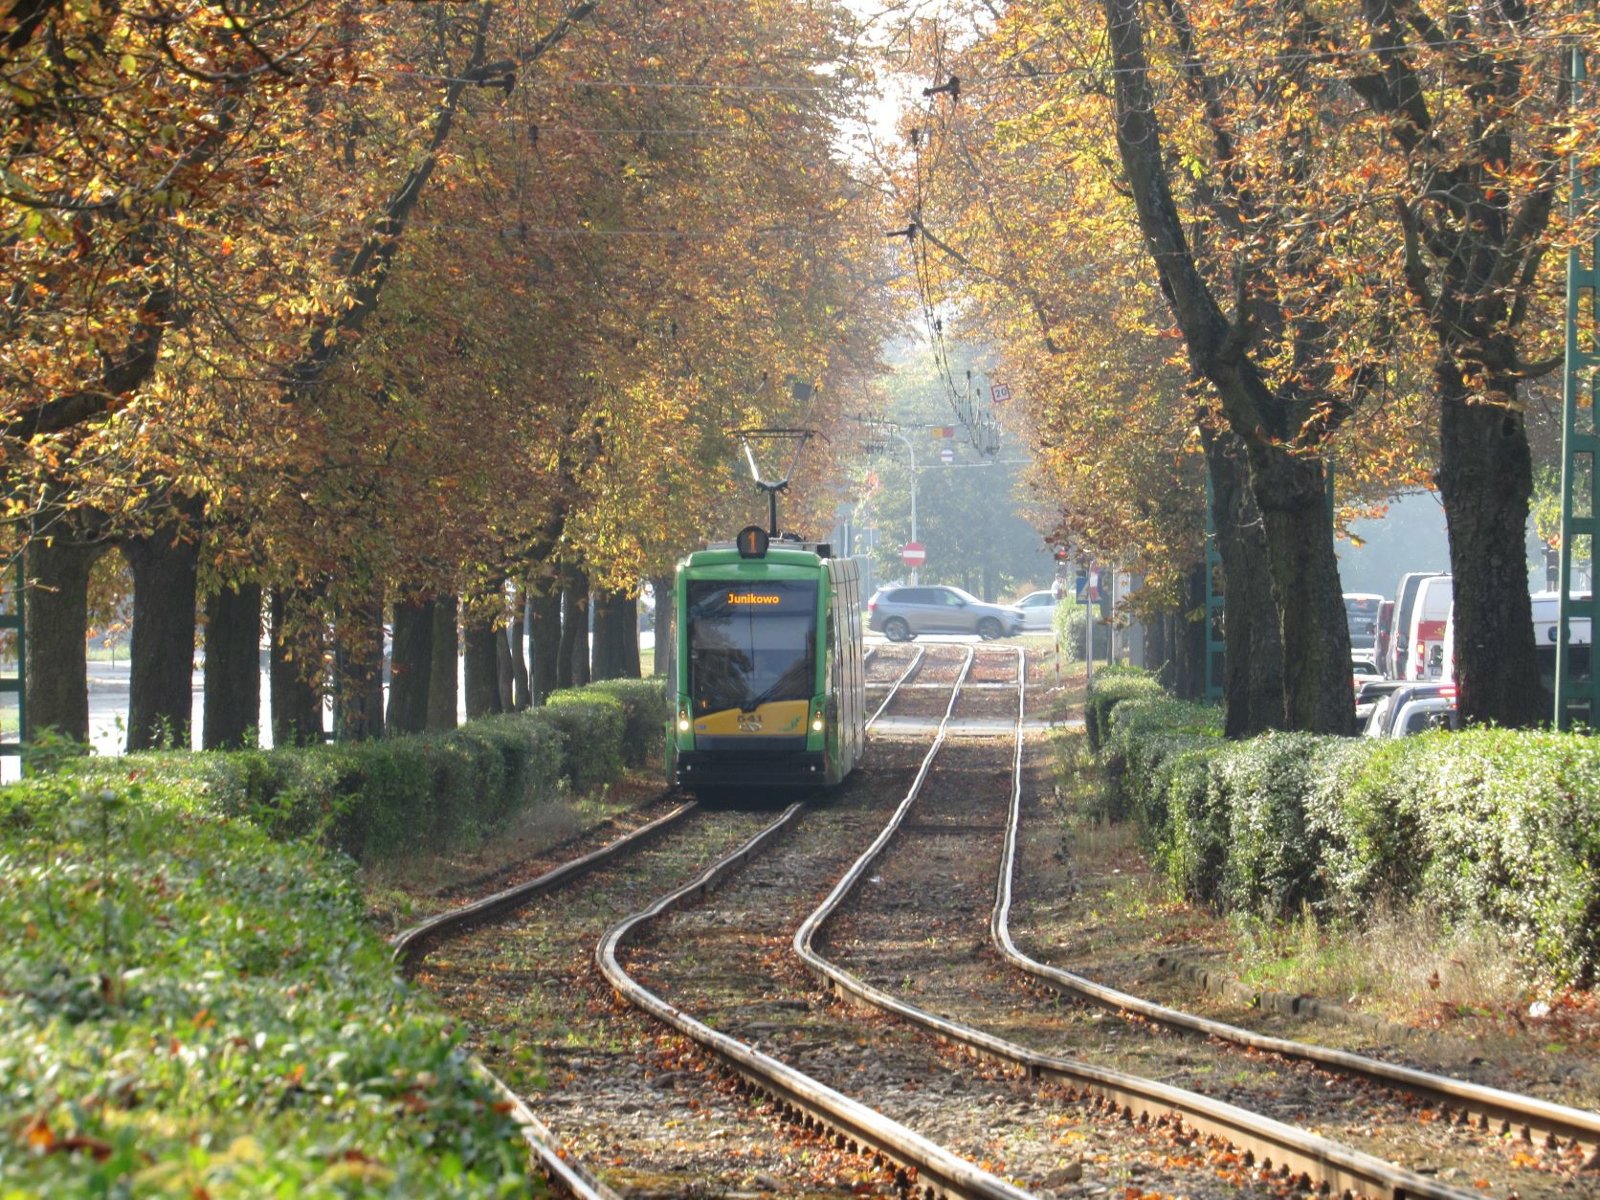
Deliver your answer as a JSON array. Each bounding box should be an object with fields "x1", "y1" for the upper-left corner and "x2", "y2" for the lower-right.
[
  {"x1": 1147, "y1": 602, "x2": 1170, "y2": 688},
  {"x1": 332, "y1": 590, "x2": 384, "y2": 742},
  {"x1": 387, "y1": 596, "x2": 433, "y2": 734},
  {"x1": 124, "y1": 522, "x2": 200, "y2": 752},
  {"x1": 1176, "y1": 565, "x2": 1208, "y2": 701},
  {"x1": 528, "y1": 579, "x2": 561, "y2": 704},
  {"x1": 463, "y1": 607, "x2": 503, "y2": 719},
  {"x1": 558, "y1": 569, "x2": 590, "y2": 689},
  {"x1": 591, "y1": 588, "x2": 638, "y2": 680},
  {"x1": 649, "y1": 575, "x2": 672, "y2": 678},
  {"x1": 1438, "y1": 362, "x2": 1546, "y2": 726},
  {"x1": 427, "y1": 594, "x2": 458, "y2": 730},
  {"x1": 510, "y1": 589, "x2": 531, "y2": 709},
  {"x1": 617, "y1": 594, "x2": 640, "y2": 678},
  {"x1": 269, "y1": 587, "x2": 323, "y2": 746},
  {"x1": 591, "y1": 589, "x2": 620, "y2": 681},
  {"x1": 203, "y1": 581, "x2": 262, "y2": 750},
  {"x1": 1103, "y1": 0, "x2": 1352, "y2": 733},
  {"x1": 1206, "y1": 434, "x2": 1286, "y2": 736},
  {"x1": 23, "y1": 526, "x2": 103, "y2": 745},
  {"x1": 496, "y1": 626, "x2": 514, "y2": 711},
  {"x1": 1242, "y1": 446, "x2": 1353, "y2": 733}
]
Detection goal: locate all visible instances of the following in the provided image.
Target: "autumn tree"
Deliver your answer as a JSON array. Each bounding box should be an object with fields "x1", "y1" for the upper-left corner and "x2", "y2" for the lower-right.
[{"x1": 876, "y1": 8, "x2": 1300, "y2": 730}]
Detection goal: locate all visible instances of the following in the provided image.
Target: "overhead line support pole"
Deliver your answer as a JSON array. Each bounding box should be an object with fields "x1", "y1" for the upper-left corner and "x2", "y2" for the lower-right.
[{"x1": 1559, "y1": 15, "x2": 1599, "y2": 730}]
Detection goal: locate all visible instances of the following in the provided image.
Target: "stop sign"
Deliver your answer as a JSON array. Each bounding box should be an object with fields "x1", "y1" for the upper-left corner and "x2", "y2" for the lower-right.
[{"x1": 901, "y1": 541, "x2": 926, "y2": 568}]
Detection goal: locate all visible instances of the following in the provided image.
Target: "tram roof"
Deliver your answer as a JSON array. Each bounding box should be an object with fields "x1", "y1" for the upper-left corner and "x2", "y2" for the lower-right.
[{"x1": 681, "y1": 540, "x2": 834, "y2": 570}]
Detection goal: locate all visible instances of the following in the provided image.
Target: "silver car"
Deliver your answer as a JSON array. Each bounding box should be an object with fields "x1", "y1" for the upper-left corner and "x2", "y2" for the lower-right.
[
  {"x1": 867, "y1": 585, "x2": 1025, "y2": 642},
  {"x1": 1015, "y1": 589, "x2": 1061, "y2": 632},
  {"x1": 1362, "y1": 682, "x2": 1459, "y2": 737}
]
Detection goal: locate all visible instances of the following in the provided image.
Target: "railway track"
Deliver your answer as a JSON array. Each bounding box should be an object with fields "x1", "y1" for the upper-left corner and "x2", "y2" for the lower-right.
[
  {"x1": 400, "y1": 640, "x2": 1594, "y2": 1198},
  {"x1": 812, "y1": 644, "x2": 1594, "y2": 1198},
  {"x1": 395, "y1": 647, "x2": 942, "y2": 1196}
]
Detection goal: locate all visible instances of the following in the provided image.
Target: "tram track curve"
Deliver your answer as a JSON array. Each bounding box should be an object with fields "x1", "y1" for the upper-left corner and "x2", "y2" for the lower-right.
[
  {"x1": 798, "y1": 645, "x2": 1519, "y2": 1200},
  {"x1": 396, "y1": 638, "x2": 1593, "y2": 1198}
]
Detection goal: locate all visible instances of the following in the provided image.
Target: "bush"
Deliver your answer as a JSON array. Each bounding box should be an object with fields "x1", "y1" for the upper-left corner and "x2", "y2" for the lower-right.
[
  {"x1": 583, "y1": 677, "x2": 671, "y2": 768},
  {"x1": 1089, "y1": 674, "x2": 1600, "y2": 984},
  {"x1": 0, "y1": 775, "x2": 535, "y2": 1197},
  {"x1": 1053, "y1": 602, "x2": 1083, "y2": 663},
  {"x1": 1401, "y1": 730, "x2": 1600, "y2": 980},
  {"x1": 540, "y1": 689, "x2": 626, "y2": 794},
  {"x1": 60, "y1": 678, "x2": 658, "y2": 864},
  {"x1": 1096, "y1": 688, "x2": 1217, "y2": 813},
  {"x1": 1084, "y1": 666, "x2": 1169, "y2": 751}
]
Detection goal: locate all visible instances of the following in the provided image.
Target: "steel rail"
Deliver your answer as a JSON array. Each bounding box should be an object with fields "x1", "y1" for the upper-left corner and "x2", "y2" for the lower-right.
[
  {"x1": 867, "y1": 643, "x2": 928, "y2": 727},
  {"x1": 390, "y1": 801, "x2": 697, "y2": 969},
  {"x1": 596, "y1": 786, "x2": 1037, "y2": 1200},
  {"x1": 990, "y1": 712, "x2": 1600, "y2": 1154},
  {"x1": 478, "y1": 1062, "x2": 622, "y2": 1200},
  {"x1": 390, "y1": 802, "x2": 700, "y2": 1197},
  {"x1": 795, "y1": 648, "x2": 1485, "y2": 1200}
]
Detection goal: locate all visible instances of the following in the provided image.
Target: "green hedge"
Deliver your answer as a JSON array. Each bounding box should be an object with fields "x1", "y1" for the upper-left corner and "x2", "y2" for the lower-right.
[
  {"x1": 577, "y1": 677, "x2": 672, "y2": 769},
  {"x1": 1084, "y1": 665, "x2": 1168, "y2": 751},
  {"x1": 0, "y1": 774, "x2": 535, "y2": 1198},
  {"x1": 62, "y1": 677, "x2": 668, "y2": 863},
  {"x1": 1088, "y1": 673, "x2": 1600, "y2": 985}
]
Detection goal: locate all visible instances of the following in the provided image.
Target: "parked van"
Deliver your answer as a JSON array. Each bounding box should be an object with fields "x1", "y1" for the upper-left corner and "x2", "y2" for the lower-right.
[
  {"x1": 1403, "y1": 575, "x2": 1453, "y2": 680},
  {"x1": 1530, "y1": 591, "x2": 1592, "y2": 702},
  {"x1": 1439, "y1": 591, "x2": 1591, "y2": 695},
  {"x1": 1374, "y1": 599, "x2": 1395, "y2": 673},
  {"x1": 1343, "y1": 592, "x2": 1384, "y2": 669},
  {"x1": 1386, "y1": 571, "x2": 1445, "y2": 678}
]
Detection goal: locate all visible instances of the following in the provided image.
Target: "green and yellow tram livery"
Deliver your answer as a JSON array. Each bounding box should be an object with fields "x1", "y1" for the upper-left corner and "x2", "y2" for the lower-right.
[{"x1": 670, "y1": 526, "x2": 865, "y2": 796}]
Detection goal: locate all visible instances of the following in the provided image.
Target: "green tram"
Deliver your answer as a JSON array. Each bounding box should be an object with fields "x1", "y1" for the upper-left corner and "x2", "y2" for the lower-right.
[{"x1": 669, "y1": 525, "x2": 866, "y2": 797}]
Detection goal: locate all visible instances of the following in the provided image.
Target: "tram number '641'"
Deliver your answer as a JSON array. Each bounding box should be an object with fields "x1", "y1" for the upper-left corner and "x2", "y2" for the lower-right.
[{"x1": 737, "y1": 712, "x2": 764, "y2": 732}]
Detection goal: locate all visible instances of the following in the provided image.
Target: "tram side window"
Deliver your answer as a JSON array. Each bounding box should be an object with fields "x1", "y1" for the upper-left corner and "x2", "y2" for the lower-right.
[{"x1": 825, "y1": 607, "x2": 837, "y2": 694}]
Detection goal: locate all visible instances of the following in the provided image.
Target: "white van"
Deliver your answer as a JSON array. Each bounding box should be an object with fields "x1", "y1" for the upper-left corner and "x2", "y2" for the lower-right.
[
  {"x1": 1530, "y1": 591, "x2": 1592, "y2": 697},
  {"x1": 1439, "y1": 591, "x2": 1592, "y2": 691},
  {"x1": 1386, "y1": 571, "x2": 1445, "y2": 678},
  {"x1": 1403, "y1": 574, "x2": 1453, "y2": 680},
  {"x1": 1343, "y1": 592, "x2": 1385, "y2": 673}
]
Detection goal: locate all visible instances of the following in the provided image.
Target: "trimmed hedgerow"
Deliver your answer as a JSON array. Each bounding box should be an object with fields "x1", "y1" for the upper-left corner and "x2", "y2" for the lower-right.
[
  {"x1": 62, "y1": 677, "x2": 664, "y2": 864},
  {"x1": 1084, "y1": 666, "x2": 1168, "y2": 752},
  {"x1": 1086, "y1": 673, "x2": 1600, "y2": 984},
  {"x1": 1097, "y1": 691, "x2": 1221, "y2": 829},
  {"x1": 0, "y1": 774, "x2": 535, "y2": 1198},
  {"x1": 582, "y1": 677, "x2": 673, "y2": 768},
  {"x1": 540, "y1": 691, "x2": 625, "y2": 794}
]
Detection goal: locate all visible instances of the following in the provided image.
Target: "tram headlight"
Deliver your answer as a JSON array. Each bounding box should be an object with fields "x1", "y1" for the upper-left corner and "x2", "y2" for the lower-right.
[
  {"x1": 677, "y1": 705, "x2": 691, "y2": 733},
  {"x1": 811, "y1": 709, "x2": 825, "y2": 733}
]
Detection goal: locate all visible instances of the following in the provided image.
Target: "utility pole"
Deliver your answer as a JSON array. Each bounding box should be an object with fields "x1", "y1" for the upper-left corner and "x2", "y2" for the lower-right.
[{"x1": 1558, "y1": 19, "x2": 1599, "y2": 729}]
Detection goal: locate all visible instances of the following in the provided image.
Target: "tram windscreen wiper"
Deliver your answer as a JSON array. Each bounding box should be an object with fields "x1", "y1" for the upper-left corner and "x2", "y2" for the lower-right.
[{"x1": 738, "y1": 656, "x2": 812, "y2": 712}]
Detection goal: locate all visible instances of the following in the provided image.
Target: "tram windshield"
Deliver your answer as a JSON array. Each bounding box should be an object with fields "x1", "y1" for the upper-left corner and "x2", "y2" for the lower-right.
[{"x1": 686, "y1": 579, "x2": 818, "y2": 715}]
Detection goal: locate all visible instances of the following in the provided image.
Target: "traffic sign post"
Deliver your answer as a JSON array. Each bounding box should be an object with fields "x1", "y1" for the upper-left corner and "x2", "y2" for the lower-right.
[{"x1": 901, "y1": 541, "x2": 926, "y2": 568}]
